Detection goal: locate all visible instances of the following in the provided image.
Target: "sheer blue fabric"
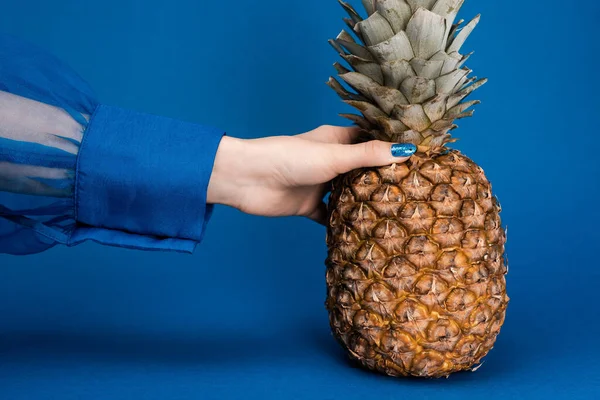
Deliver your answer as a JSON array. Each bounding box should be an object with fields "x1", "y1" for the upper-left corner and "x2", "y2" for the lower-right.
[
  {"x1": 0, "y1": 34, "x2": 97, "y2": 255},
  {"x1": 0, "y1": 34, "x2": 224, "y2": 255}
]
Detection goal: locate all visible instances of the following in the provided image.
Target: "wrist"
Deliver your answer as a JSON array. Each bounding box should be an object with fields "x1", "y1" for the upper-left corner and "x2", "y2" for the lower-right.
[{"x1": 207, "y1": 136, "x2": 248, "y2": 208}]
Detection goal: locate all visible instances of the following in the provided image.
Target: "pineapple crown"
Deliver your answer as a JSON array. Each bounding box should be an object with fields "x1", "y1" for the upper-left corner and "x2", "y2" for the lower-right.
[{"x1": 328, "y1": 0, "x2": 486, "y2": 149}]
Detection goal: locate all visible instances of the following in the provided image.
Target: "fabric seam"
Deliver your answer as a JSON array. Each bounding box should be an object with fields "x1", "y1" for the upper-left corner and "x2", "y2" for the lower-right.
[{"x1": 71, "y1": 104, "x2": 101, "y2": 245}]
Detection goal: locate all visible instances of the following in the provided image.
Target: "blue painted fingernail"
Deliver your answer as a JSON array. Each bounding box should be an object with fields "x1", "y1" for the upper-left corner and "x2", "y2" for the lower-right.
[{"x1": 391, "y1": 143, "x2": 417, "y2": 157}]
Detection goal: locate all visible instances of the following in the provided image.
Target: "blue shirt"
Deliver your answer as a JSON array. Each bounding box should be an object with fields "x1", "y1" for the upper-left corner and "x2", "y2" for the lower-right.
[{"x1": 0, "y1": 35, "x2": 225, "y2": 255}]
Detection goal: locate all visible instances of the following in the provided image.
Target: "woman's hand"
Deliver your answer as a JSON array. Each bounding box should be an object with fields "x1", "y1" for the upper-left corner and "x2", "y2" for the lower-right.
[{"x1": 207, "y1": 125, "x2": 416, "y2": 225}]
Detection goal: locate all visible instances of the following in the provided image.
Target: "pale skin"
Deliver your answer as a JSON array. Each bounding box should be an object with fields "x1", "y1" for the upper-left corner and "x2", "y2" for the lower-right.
[{"x1": 207, "y1": 125, "x2": 413, "y2": 225}]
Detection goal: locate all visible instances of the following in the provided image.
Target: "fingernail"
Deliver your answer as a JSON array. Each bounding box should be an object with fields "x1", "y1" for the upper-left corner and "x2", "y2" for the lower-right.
[{"x1": 391, "y1": 143, "x2": 417, "y2": 157}]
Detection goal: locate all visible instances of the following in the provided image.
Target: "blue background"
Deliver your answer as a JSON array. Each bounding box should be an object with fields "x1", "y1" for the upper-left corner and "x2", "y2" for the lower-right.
[{"x1": 1, "y1": 0, "x2": 599, "y2": 399}]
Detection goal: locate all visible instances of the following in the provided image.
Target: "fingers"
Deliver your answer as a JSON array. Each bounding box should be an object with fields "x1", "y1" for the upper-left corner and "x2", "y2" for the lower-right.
[
  {"x1": 331, "y1": 141, "x2": 417, "y2": 174},
  {"x1": 306, "y1": 202, "x2": 329, "y2": 226},
  {"x1": 298, "y1": 125, "x2": 361, "y2": 144}
]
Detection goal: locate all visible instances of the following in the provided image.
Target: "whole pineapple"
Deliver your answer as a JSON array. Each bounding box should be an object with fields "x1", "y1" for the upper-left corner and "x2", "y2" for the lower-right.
[{"x1": 325, "y1": 0, "x2": 508, "y2": 378}]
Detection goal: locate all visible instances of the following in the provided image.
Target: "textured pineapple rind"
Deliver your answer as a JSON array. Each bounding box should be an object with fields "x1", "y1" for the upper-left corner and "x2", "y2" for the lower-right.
[{"x1": 325, "y1": 151, "x2": 509, "y2": 378}]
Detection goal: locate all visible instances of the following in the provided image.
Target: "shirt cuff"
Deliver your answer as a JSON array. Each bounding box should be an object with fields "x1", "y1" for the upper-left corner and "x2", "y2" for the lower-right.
[{"x1": 70, "y1": 104, "x2": 224, "y2": 253}]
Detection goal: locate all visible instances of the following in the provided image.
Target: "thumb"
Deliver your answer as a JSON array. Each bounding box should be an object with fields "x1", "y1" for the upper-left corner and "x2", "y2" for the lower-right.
[{"x1": 332, "y1": 141, "x2": 417, "y2": 174}]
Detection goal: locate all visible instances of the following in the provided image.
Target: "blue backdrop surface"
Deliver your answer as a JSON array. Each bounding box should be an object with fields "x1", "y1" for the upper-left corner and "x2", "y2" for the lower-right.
[{"x1": 0, "y1": 0, "x2": 599, "y2": 399}]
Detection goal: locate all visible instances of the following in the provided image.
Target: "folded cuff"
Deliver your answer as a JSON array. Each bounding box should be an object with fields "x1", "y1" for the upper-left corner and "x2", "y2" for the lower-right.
[{"x1": 70, "y1": 104, "x2": 224, "y2": 253}]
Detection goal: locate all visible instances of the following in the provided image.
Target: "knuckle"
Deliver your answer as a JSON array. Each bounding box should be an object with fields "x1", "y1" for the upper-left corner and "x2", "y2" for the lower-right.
[{"x1": 363, "y1": 140, "x2": 379, "y2": 157}]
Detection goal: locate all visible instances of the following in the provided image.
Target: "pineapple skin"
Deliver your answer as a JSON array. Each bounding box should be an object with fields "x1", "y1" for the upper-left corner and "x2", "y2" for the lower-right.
[{"x1": 325, "y1": 150, "x2": 508, "y2": 378}]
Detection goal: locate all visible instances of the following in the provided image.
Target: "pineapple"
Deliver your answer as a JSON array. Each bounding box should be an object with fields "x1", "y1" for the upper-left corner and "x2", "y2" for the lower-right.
[{"x1": 325, "y1": 0, "x2": 508, "y2": 378}]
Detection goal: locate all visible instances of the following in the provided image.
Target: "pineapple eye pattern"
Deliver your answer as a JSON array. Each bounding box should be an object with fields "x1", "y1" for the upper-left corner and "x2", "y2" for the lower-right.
[
  {"x1": 325, "y1": 0, "x2": 508, "y2": 378},
  {"x1": 326, "y1": 152, "x2": 508, "y2": 378}
]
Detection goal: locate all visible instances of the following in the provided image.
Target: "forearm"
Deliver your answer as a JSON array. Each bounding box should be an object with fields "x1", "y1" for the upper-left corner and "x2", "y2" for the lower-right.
[{"x1": 0, "y1": 33, "x2": 227, "y2": 255}]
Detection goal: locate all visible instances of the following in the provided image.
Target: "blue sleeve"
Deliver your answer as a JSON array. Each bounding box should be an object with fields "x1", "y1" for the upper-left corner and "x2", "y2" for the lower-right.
[{"x1": 0, "y1": 34, "x2": 225, "y2": 255}]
